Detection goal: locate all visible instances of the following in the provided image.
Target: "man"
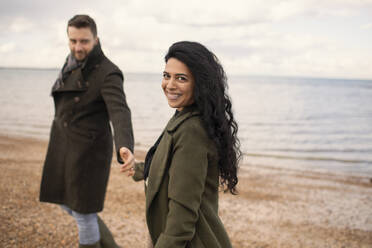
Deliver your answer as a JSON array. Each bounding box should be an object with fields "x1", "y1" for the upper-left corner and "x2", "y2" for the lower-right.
[{"x1": 40, "y1": 15, "x2": 134, "y2": 248}]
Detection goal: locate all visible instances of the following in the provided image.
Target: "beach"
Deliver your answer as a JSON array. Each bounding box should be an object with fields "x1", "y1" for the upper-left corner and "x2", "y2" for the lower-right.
[{"x1": 1, "y1": 134, "x2": 371, "y2": 248}]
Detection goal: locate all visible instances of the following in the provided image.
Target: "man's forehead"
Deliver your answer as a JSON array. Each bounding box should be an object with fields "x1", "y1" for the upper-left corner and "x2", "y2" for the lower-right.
[{"x1": 67, "y1": 26, "x2": 95, "y2": 39}]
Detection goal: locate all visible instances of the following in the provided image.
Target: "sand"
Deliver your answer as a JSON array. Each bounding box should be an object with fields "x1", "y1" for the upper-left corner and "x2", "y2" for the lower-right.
[{"x1": 1, "y1": 134, "x2": 372, "y2": 248}]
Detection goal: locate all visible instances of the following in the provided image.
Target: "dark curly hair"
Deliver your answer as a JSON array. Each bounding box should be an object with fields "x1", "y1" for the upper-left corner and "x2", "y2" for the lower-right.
[{"x1": 165, "y1": 41, "x2": 242, "y2": 194}]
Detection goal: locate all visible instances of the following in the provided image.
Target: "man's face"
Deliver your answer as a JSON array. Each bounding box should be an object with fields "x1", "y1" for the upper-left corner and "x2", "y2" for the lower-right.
[{"x1": 67, "y1": 26, "x2": 98, "y2": 61}]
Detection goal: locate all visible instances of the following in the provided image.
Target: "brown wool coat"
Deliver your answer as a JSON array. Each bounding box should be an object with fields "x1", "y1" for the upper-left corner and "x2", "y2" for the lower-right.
[
  {"x1": 134, "y1": 106, "x2": 233, "y2": 248},
  {"x1": 40, "y1": 44, "x2": 133, "y2": 213}
]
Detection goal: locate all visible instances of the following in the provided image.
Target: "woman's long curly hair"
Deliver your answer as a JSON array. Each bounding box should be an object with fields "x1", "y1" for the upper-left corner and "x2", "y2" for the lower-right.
[{"x1": 165, "y1": 41, "x2": 242, "y2": 194}]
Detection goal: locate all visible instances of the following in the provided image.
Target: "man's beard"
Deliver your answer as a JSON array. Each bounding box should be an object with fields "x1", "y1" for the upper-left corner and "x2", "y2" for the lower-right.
[{"x1": 73, "y1": 51, "x2": 87, "y2": 61}]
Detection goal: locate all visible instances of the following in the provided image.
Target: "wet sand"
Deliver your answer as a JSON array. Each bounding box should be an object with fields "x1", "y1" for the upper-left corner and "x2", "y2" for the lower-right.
[{"x1": 1, "y1": 134, "x2": 372, "y2": 247}]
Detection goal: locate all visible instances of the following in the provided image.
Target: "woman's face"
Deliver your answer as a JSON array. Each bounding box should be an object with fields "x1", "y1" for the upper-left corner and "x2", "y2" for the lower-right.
[{"x1": 162, "y1": 58, "x2": 195, "y2": 111}]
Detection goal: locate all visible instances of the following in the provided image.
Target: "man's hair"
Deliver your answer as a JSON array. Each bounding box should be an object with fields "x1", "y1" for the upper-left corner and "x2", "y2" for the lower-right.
[{"x1": 67, "y1": 15, "x2": 97, "y2": 37}]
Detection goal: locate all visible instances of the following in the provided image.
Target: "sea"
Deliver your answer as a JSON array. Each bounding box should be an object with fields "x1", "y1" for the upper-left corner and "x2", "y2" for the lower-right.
[{"x1": 1, "y1": 68, "x2": 372, "y2": 176}]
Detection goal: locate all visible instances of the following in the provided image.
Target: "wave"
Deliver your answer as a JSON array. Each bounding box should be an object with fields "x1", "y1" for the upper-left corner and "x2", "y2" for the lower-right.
[
  {"x1": 244, "y1": 153, "x2": 372, "y2": 164},
  {"x1": 251, "y1": 148, "x2": 372, "y2": 154}
]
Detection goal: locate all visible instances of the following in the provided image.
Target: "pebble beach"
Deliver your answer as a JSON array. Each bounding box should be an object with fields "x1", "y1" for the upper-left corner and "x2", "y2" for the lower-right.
[{"x1": 1, "y1": 134, "x2": 372, "y2": 247}]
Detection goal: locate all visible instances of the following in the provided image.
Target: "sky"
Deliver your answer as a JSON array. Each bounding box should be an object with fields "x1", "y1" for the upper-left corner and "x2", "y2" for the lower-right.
[{"x1": 1, "y1": 0, "x2": 371, "y2": 79}]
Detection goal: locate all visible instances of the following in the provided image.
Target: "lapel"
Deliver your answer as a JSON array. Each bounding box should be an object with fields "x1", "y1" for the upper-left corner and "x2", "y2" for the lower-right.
[
  {"x1": 51, "y1": 68, "x2": 88, "y2": 94},
  {"x1": 145, "y1": 105, "x2": 200, "y2": 210},
  {"x1": 51, "y1": 41, "x2": 104, "y2": 95},
  {"x1": 145, "y1": 132, "x2": 172, "y2": 210}
]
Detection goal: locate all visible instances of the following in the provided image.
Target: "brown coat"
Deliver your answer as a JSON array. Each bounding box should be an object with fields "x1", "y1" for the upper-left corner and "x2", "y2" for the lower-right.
[{"x1": 40, "y1": 43, "x2": 133, "y2": 213}]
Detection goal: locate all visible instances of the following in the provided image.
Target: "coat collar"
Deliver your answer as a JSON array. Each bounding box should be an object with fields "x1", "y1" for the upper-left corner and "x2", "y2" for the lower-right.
[
  {"x1": 51, "y1": 41, "x2": 104, "y2": 94},
  {"x1": 51, "y1": 67, "x2": 88, "y2": 94},
  {"x1": 166, "y1": 105, "x2": 200, "y2": 133},
  {"x1": 80, "y1": 40, "x2": 105, "y2": 79}
]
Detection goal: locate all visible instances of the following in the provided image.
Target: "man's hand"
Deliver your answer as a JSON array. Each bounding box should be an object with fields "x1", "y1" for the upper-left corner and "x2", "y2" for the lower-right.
[{"x1": 119, "y1": 147, "x2": 135, "y2": 177}]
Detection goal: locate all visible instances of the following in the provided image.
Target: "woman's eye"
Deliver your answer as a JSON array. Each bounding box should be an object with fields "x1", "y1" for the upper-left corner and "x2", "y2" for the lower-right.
[{"x1": 177, "y1": 76, "x2": 187, "y2": 81}]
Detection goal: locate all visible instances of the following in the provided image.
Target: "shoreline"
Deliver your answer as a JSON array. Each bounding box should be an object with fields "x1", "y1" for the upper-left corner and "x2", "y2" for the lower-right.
[
  {"x1": 4, "y1": 130, "x2": 372, "y2": 178},
  {"x1": 1, "y1": 134, "x2": 372, "y2": 247}
]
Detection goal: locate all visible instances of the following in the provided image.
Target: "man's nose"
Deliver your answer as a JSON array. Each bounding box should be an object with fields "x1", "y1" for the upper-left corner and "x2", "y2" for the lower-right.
[{"x1": 75, "y1": 42, "x2": 83, "y2": 51}]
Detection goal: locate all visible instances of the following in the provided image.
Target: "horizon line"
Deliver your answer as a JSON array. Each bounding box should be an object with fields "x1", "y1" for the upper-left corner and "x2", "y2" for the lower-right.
[{"x1": 0, "y1": 66, "x2": 371, "y2": 81}]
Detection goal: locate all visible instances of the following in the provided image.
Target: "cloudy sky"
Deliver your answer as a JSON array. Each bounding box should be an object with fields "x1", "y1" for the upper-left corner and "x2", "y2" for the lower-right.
[{"x1": 1, "y1": 0, "x2": 371, "y2": 79}]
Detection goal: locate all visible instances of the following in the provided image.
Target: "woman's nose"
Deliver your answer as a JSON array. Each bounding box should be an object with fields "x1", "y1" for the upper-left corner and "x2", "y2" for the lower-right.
[{"x1": 166, "y1": 77, "x2": 176, "y2": 89}]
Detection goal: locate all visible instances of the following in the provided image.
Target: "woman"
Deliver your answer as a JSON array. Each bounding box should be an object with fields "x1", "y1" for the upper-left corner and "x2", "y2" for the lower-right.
[{"x1": 130, "y1": 41, "x2": 241, "y2": 247}]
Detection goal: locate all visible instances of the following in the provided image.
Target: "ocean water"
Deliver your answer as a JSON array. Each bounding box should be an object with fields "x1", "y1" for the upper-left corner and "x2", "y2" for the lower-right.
[{"x1": 0, "y1": 68, "x2": 371, "y2": 175}]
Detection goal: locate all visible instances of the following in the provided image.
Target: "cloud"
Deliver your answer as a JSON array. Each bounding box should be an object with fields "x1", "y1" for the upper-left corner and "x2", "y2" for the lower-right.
[
  {"x1": 361, "y1": 23, "x2": 372, "y2": 29},
  {"x1": 119, "y1": 0, "x2": 372, "y2": 26},
  {"x1": 0, "y1": 0, "x2": 371, "y2": 78},
  {"x1": 0, "y1": 43, "x2": 15, "y2": 53},
  {"x1": 9, "y1": 17, "x2": 34, "y2": 33}
]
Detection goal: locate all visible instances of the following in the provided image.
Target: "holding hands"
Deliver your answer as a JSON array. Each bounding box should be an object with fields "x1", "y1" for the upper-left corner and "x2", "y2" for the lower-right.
[{"x1": 119, "y1": 147, "x2": 135, "y2": 177}]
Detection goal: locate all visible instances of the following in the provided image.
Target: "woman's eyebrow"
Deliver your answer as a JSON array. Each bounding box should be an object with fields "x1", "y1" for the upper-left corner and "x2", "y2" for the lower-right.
[
  {"x1": 175, "y1": 73, "x2": 188, "y2": 77},
  {"x1": 163, "y1": 71, "x2": 188, "y2": 77}
]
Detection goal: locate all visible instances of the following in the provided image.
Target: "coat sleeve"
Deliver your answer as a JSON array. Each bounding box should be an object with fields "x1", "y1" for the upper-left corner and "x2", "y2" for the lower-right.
[
  {"x1": 100, "y1": 71, "x2": 134, "y2": 163},
  {"x1": 133, "y1": 161, "x2": 145, "y2": 181},
  {"x1": 155, "y1": 122, "x2": 209, "y2": 248}
]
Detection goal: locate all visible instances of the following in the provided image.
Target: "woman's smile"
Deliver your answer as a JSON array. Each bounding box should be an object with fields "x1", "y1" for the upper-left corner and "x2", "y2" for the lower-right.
[
  {"x1": 165, "y1": 91, "x2": 182, "y2": 101},
  {"x1": 161, "y1": 58, "x2": 195, "y2": 111}
]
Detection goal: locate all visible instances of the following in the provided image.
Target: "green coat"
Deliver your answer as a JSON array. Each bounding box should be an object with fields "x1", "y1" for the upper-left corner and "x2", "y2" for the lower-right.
[
  {"x1": 40, "y1": 43, "x2": 134, "y2": 213},
  {"x1": 134, "y1": 106, "x2": 232, "y2": 248}
]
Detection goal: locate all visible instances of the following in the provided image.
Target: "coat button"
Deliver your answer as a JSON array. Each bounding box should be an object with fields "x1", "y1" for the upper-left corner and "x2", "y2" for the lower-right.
[
  {"x1": 74, "y1": 96, "x2": 80, "y2": 103},
  {"x1": 63, "y1": 122, "x2": 68, "y2": 127}
]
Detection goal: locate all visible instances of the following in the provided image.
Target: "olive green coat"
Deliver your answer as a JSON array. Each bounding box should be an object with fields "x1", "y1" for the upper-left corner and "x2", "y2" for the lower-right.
[
  {"x1": 40, "y1": 43, "x2": 133, "y2": 213},
  {"x1": 134, "y1": 106, "x2": 232, "y2": 248}
]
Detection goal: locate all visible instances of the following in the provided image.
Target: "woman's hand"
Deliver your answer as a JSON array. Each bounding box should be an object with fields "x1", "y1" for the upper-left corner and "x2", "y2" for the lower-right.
[{"x1": 119, "y1": 147, "x2": 135, "y2": 177}]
